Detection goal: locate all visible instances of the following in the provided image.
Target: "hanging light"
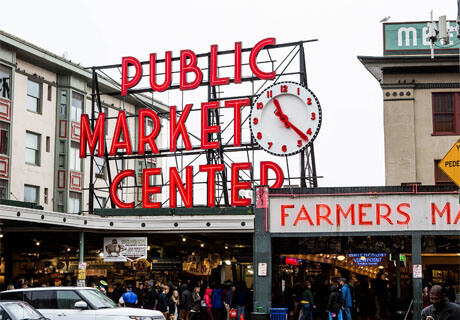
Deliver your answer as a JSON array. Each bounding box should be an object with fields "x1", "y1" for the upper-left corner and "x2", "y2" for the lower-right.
[
  {"x1": 35, "y1": 241, "x2": 40, "y2": 246},
  {"x1": 337, "y1": 255, "x2": 345, "y2": 261},
  {"x1": 182, "y1": 237, "x2": 187, "y2": 242},
  {"x1": 224, "y1": 260, "x2": 231, "y2": 265},
  {"x1": 225, "y1": 244, "x2": 229, "y2": 250},
  {"x1": 66, "y1": 248, "x2": 71, "y2": 252},
  {"x1": 200, "y1": 243, "x2": 205, "y2": 248},
  {"x1": 147, "y1": 246, "x2": 151, "y2": 251}
]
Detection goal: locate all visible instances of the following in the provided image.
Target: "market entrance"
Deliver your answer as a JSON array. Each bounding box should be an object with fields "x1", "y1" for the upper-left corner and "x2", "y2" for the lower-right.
[
  {"x1": 272, "y1": 235, "x2": 413, "y2": 320},
  {"x1": 2, "y1": 230, "x2": 254, "y2": 292}
]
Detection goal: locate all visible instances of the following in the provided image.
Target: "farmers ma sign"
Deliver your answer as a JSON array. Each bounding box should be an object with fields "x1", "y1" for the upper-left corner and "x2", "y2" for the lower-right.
[
  {"x1": 269, "y1": 193, "x2": 460, "y2": 233},
  {"x1": 384, "y1": 21, "x2": 459, "y2": 54}
]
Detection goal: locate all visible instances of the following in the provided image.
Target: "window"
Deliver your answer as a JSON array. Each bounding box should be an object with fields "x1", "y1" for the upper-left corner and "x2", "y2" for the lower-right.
[
  {"x1": 434, "y1": 160, "x2": 455, "y2": 185},
  {"x1": 433, "y1": 93, "x2": 460, "y2": 134},
  {"x1": 0, "y1": 180, "x2": 7, "y2": 199},
  {"x1": 57, "y1": 191, "x2": 64, "y2": 212},
  {"x1": 0, "y1": 64, "x2": 11, "y2": 99},
  {"x1": 94, "y1": 196, "x2": 106, "y2": 209},
  {"x1": 71, "y1": 92, "x2": 83, "y2": 122},
  {"x1": 95, "y1": 157, "x2": 105, "y2": 178},
  {"x1": 59, "y1": 141, "x2": 66, "y2": 168},
  {"x1": 46, "y1": 136, "x2": 50, "y2": 152},
  {"x1": 47, "y1": 84, "x2": 52, "y2": 101},
  {"x1": 60, "y1": 90, "x2": 67, "y2": 118},
  {"x1": 0, "y1": 307, "x2": 10, "y2": 320},
  {"x1": 56, "y1": 290, "x2": 82, "y2": 309},
  {"x1": 24, "y1": 185, "x2": 39, "y2": 204},
  {"x1": 137, "y1": 160, "x2": 156, "y2": 185},
  {"x1": 69, "y1": 141, "x2": 81, "y2": 171},
  {"x1": 25, "y1": 132, "x2": 40, "y2": 165},
  {"x1": 44, "y1": 187, "x2": 48, "y2": 204},
  {"x1": 68, "y1": 192, "x2": 81, "y2": 214},
  {"x1": 0, "y1": 122, "x2": 9, "y2": 155},
  {"x1": 27, "y1": 80, "x2": 41, "y2": 113},
  {"x1": 28, "y1": 290, "x2": 57, "y2": 309}
]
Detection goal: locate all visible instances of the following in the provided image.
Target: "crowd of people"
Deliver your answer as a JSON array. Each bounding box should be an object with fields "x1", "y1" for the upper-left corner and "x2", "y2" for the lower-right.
[
  {"x1": 274, "y1": 272, "x2": 459, "y2": 320},
  {"x1": 109, "y1": 280, "x2": 252, "y2": 320}
]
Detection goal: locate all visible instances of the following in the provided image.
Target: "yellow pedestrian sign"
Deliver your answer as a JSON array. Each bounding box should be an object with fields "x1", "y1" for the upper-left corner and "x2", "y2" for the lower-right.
[{"x1": 438, "y1": 139, "x2": 460, "y2": 187}]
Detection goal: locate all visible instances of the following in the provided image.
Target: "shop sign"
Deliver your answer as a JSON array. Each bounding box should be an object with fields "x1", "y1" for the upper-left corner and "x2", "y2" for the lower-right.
[
  {"x1": 86, "y1": 269, "x2": 107, "y2": 277},
  {"x1": 384, "y1": 22, "x2": 459, "y2": 54},
  {"x1": 269, "y1": 193, "x2": 460, "y2": 233},
  {"x1": 103, "y1": 237, "x2": 147, "y2": 262},
  {"x1": 80, "y1": 38, "x2": 316, "y2": 209},
  {"x1": 347, "y1": 253, "x2": 386, "y2": 266},
  {"x1": 151, "y1": 258, "x2": 182, "y2": 271}
]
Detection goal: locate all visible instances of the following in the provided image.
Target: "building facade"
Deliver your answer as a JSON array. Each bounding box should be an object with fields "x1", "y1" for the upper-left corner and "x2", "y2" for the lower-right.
[
  {"x1": 359, "y1": 21, "x2": 460, "y2": 186},
  {"x1": 0, "y1": 30, "x2": 168, "y2": 213}
]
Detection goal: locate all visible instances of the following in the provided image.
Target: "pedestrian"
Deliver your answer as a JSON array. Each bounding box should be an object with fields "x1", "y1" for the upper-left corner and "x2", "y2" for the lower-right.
[
  {"x1": 119, "y1": 284, "x2": 138, "y2": 308},
  {"x1": 112, "y1": 283, "x2": 124, "y2": 303},
  {"x1": 212, "y1": 284, "x2": 226, "y2": 320},
  {"x1": 169, "y1": 289, "x2": 180, "y2": 320},
  {"x1": 445, "y1": 279, "x2": 456, "y2": 303},
  {"x1": 423, "y1": 287, "x2": 430, "y2": 308},
  {"x1": 136, "y1": 282, "x2": 146, "y2": 308},
  {"x1": 180, "y1": 284, "x2": 193, "y2": 320},
  {"x1": 421, "y1": 285, "x2": 460, "y2": 320},
  {"x1": 234, "y1": 281, "x2": 248, "y2": 320},
  {"x1": 158, "y1": 285, "x2": 170, "y2": 319},
  {"x1": 326, "y1": 285, "x2": 342, "y2": 320},
  {"x1": 202, "y1": 288, "x2": 214, "y2": 320},
  {"x1": 144, "y1": 280, "x2": 158, "y2": 309},
  {"x1": 226, "y1": 284, "x2": 236, "y2": 311},
  {"x1": 299, "y1": 281, "x2": 315, "y2": 320},
  {"x1": 190, "y1": 286, "x2": 201, "y2": 320},
  {"x1": 339, "y1": 278, "x2": 352, "y2": 320}
]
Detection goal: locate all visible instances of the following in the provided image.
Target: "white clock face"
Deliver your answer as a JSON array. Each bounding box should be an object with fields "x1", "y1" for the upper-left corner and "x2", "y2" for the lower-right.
[{"x1": 250, "y1": 81, "x2": 322, "y2": 156}]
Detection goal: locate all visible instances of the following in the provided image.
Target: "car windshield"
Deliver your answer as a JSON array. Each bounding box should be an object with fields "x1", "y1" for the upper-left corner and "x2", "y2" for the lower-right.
[
  {"x1": 3, "y1": 302, "x2": 45, "y2": 319},
  {"x1": 78, "y1": 289, "x2": 117, "y2": 309}
]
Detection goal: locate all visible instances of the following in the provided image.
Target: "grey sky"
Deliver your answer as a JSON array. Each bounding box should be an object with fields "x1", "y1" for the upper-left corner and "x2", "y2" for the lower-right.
[{"x1": 0, "y1": 0, "x2": 458, "y2": 188}]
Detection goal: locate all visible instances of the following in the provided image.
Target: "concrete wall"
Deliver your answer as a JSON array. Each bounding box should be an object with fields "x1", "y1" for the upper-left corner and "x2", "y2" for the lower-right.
[{"x1": 382, "y1": 73, "x2": 460, "y2": 186}]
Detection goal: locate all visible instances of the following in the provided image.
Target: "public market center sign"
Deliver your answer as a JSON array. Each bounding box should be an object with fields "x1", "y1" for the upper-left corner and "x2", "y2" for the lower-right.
[{"x1": 80, "y1": 38, "x2": 314, "y2": 209}]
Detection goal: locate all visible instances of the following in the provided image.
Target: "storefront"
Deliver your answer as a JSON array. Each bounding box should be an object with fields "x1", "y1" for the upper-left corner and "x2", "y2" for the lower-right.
[
  {"x1": 0, "y1": 204, "x2": 254, "y2": 291},
  {"x1": 253, "y1": 185, "x2": 460, "y2": 320}
]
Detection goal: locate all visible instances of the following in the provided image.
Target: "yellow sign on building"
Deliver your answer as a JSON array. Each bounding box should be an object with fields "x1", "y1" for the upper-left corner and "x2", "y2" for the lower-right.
[{"x1": 438, "y1": 139, "x2": 460, "y2": 187}]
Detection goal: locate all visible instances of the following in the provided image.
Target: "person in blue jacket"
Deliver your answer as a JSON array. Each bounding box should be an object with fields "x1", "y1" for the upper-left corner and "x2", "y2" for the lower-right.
[
  {"x1": 119, "y1": 284, "x2": 138, "y2": 307},
  {"x1": 339, "y1": 278, "x2": 352, "y2": 320},
  {"x1": 211, "y1": 283, "x2": 225, "y2": 320}
]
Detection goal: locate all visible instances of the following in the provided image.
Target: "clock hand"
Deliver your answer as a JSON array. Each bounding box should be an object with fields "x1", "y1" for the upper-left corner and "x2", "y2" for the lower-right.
[
  {"x1": 273, "y1": 98, "x2": 309, "y2": 140},
  {"x1": 273, "y1": 98, "x2": 289, "y2": 127},
  {"x1": 284, "y1": 119, "x2": 309, "y2": 141}
]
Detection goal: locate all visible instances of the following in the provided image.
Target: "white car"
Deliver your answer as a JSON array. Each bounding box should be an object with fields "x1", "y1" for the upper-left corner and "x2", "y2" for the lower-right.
[{"x1": 0, "y1": 286, "x2": 164, "y2": 320}]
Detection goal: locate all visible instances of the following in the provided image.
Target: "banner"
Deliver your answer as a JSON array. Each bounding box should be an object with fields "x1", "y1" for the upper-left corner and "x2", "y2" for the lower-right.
[{"x1": 103, "y1": 237, "x2": 147, "y2": 262}]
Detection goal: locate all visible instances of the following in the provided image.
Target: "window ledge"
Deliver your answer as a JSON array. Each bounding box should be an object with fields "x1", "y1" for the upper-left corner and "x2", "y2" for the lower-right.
[
  {"x1": 431, "y1": 133, "x2": 460, "y2": 136},
  {"x1": 25, "y1": 162, "x2": 40, "y2": 167}
]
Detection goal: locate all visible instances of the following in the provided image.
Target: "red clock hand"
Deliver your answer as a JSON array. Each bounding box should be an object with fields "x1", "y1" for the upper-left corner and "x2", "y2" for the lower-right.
[
  {"x1": 273, "y1": 98, "x2": 309, "y2": 141},
  {"x1": 284, "y1": 119, "x2": 309, "y2": 141}
]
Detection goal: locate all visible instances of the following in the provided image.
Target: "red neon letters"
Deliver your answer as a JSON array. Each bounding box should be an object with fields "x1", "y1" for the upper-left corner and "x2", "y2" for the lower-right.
[{"x1": 120, "y1": 38, "x2": 276, "y2": 95}]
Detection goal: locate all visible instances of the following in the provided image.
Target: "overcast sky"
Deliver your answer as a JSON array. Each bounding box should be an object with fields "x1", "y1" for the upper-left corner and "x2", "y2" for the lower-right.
[{"x1": 1, "y1": 1, "x2": 458, "y2": 188}]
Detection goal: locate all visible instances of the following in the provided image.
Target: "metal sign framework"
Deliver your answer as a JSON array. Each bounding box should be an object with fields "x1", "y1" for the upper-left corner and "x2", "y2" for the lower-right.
[{"x1": 86, "y1": 39, "x2": 319, "y2": 214}]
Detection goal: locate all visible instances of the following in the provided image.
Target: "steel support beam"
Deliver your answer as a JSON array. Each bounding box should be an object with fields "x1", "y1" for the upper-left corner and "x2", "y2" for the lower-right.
[
  {"x1": 412, "y1": 233, "x2": 422, "y2": 320},
  {"x1": 253, "y1": 189, "x2": 271, "y2": 312}
]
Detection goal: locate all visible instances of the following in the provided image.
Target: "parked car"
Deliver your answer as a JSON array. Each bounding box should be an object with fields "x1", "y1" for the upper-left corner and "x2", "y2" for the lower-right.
[
  {"x1": 0, "y1": 287, "x2": 164, "y2": 320},
  {"x1": 0, "y1": 300, "x2": 49, "y2": 320}
]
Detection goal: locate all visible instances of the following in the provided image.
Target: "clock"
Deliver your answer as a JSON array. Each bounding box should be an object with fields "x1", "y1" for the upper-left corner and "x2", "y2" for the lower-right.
[{"x1": 250, "y1": 81, "x2": 322, "y2": 156}]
